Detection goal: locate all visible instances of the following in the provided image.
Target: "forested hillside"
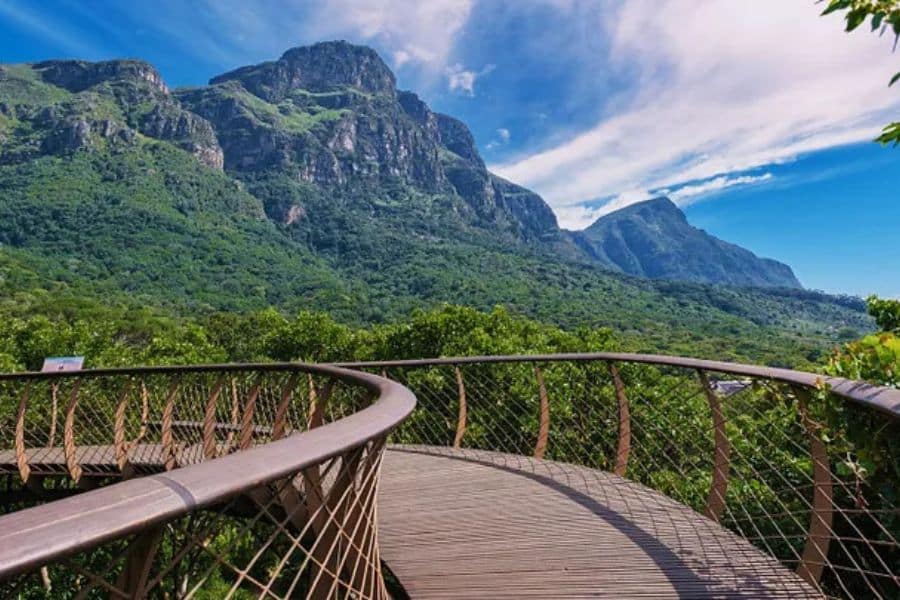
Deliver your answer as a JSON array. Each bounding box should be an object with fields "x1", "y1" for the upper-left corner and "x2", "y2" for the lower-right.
[{"x1": 0, "y1": 42, "x2": 875, "y2": 365}]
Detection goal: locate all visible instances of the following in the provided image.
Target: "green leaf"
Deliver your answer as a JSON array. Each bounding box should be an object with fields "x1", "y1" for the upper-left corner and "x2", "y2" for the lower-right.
[
  {"x1": 846, "y1": 9, "x2": 867, "y2": 31},
  {"x1": 876, "y1": 122, "x2": 900, "y2": 145},
  {"x1": 891, "y1": 72, "x2": 900, "y2": 87},
  {"x1": 821, "y1": 0, "x2": 851, "y2": 16},
  {"x1": 872, "y1": 12, "x2": 885, "y2": 31}
]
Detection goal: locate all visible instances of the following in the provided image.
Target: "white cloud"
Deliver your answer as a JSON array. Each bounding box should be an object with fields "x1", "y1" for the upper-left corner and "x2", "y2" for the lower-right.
[
  {"x1": 154, "y1": 0, "x2": 475, "y2": 76},
  {"x1": 554, "y1": 172, "x2": 771, "y2": 229},
  {"x1": 493, "y1": 0, "x2": 900, "y2": 223},
  {"x1": 553, "y1": 204, "x2": 610, "y2": 230},
  {"x1": 306, "y1": 0, "x2": 474, "y2": 70},
  {"x1": 486, "y1": 127, "x2": 512, "y2": 150},
  {"x1": 666, "y1": 173, "x2": 774, "y2": 205},
  {"x1": 392, "y1": 49, "x2": 411, "y2": 67},
  {"x1": 445, "y1": 63, "x2": 478, "y2": 95},
  {"x1": 445, "y1": 62, "x2": 494, "y2": 96}
]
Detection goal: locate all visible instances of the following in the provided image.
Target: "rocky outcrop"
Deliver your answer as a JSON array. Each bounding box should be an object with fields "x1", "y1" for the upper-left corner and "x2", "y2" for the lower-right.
[
  {"x1": 435, "y1": 113, "x2": 484, "y2": 168},
  {"x1": 139, "y1": 102, "x2": 224, "y2": 169},
  {"x1": 34, "y1": 59, "x2": 168, "y2": 94},
  {"x1": 4, "y1": 60, "x2": 223, "y2": 168},
  {"x1": 177, "y1": 82, "x2": 446, "y2": 188},
  {"x1": 210, "y1": 41, "x2": 397, "y2": 101}
]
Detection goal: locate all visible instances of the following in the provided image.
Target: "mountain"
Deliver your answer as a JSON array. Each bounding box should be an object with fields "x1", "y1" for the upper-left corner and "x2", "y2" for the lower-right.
[
  {"x1": 579, "y1": 197, "x2": 801, "y2": 288},
  {"x1": 0, "y1": 42, "x2": 871, "y2": 363}
]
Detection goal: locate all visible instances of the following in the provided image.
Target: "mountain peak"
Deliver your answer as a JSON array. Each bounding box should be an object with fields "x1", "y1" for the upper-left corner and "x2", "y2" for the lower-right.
[
  {"x1": 595, "y1": 196, "x2": 686, "y2": 225},
  {"x1": 582, "y1": 196, "x2": 800, "y2": 288},
  {"x1": 210, "y1": 40, "x2": 396, "y2": 100}
]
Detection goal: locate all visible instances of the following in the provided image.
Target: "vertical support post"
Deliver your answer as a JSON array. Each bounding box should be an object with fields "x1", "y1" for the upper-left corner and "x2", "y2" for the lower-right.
[
  {"x1": 533, "y1": 365, "x2": 550, "y2": 459},
  {"x1": 137, "y1": 381, "x2": 150, "y2": 442},
  {"x1": 63, "y1": 380, "x2": 83, "y2": 484},
  {"x1": 114, "y1": 382, "x2": 133, "y2": 475},
  {"x1": 239, "y1": 378, "x2": 262, "y2": 450},
  {"x1": 307, "y1": 377, "x2": 334, "y2": 431},
  {"x1": 202, "y1": 376, "x2": 225, "y2": 460},
  {"x1": 161, "y1": 378, "x2": 181, "y2": 471},
  {"x1": 453, "y1": 366, "x2": 467, "y2": 448},
  {"x1": 301, "y1": 376, "x2": 334, "y2": 533},
  {"x1": 14, "y1": 383, "x2": 31, "y2": 484},
  {"x1": 697, "y1": 370, "x2": 731, "y2": 522},
  {"x1": 226, "y1": 378, "x2": 240, "y2": 448},
  {"x1": 308, "y1": 447, "x2": 363, "y2": 600},
  {"x1": 345, "y1": 440, "x2": 384, "y2": 594},
  {"x1": 609, "y1": 363, "x2": 631, "y2": 477},
  {"x1": 48, "y1": 383, "x2": 58, "y2": 448},
  {"x1": 116, "y1": 526, "x2": 164, "y2": 598},
  {"x1": 793, "y1": 385, "x2": 834, "y2": 588},
  {"x1": 272, "y1": 374, "x2": 299, "y2": 441}
]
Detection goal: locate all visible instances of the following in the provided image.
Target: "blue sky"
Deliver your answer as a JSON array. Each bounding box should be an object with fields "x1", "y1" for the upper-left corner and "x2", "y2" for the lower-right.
[{"x1": 1, "y1": 0, "x2": 898, "y2": 297}]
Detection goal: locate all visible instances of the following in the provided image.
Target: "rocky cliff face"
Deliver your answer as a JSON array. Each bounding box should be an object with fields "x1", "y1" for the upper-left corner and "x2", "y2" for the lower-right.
[
  {"x1": 0, "y1": 60, "x2": 222, "y2": 168},
  {"x1": 581, "y1": 197, "x2": 801, "y2": 288},
  {"x1": 175, "y1": 41, "x2": 560, "y2": 244}
]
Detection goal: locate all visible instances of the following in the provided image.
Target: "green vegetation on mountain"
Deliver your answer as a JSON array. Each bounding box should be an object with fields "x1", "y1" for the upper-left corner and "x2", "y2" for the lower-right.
[{"x1": 0, "y1": 42, "x2": 876, "y2": 366}]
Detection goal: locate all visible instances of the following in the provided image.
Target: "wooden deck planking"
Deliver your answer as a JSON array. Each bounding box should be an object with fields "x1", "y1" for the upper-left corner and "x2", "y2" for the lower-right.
[
  {"x1": 0, "y1": 441, "x2": 824, "y2": 598},
  {"x1": 378, "y1": 446, "x2": 821, "y2": 599}
]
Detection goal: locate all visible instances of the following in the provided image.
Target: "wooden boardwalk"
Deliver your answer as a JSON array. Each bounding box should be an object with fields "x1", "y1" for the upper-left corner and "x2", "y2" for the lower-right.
[
  {"x1": 379, "y1": 446, "x2": 820, "y2": 599},
  {"x1": 0, "y1": 442, "x2": 823, "y2": 598}
]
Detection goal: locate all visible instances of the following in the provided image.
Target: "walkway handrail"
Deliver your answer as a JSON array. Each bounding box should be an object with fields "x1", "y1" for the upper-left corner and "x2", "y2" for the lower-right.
[
  {"x1": 340, "y1": 352, "x2": 900, "y2": 598},
  {"x1": 336, "y1": 352, "x2": 900, "y2": 418},
  {"x1": 0, "y1": 362, "x2": 416, "y2": 598}
]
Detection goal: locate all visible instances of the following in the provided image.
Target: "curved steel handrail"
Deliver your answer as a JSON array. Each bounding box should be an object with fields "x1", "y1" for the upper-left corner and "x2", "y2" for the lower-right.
[
  {"x1": 0, "y1": 362, "x2": 416, "y2": 581},
  {"x1": 335, "y1": 352, "x2": 900, "y2": 419},
  {"x1": 338, "y1": 352, "x2": 900, "y2": 597}
]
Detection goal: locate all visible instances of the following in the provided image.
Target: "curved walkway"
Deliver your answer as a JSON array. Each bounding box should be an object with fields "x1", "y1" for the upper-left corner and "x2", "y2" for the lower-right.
[{"x1": 379, "y1": 446, "x2": 820, "y2": 599}]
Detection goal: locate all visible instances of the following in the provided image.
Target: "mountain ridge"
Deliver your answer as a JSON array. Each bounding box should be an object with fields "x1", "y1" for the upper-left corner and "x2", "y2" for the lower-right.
[
  {"x1": 580, "y1": 197, "x2": 801, "y2": 288},
  {"x1": 0, "y1": 41, "x2": 866, "y2": 364}
]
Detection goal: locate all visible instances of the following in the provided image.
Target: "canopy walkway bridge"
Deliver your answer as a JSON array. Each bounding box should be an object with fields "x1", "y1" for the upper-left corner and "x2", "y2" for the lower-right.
[{"x1": 0, "y1": 354, "x2": 897, "y2": 598}]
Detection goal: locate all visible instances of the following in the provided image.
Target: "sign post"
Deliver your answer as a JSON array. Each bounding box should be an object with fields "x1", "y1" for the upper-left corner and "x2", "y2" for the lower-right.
[{"x1": 40, "y1": 356, "x2": 85, "y2": 373}]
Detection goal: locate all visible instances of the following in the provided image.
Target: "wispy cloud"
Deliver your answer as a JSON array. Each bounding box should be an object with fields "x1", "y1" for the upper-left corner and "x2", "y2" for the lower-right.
[
  {"x1": 493, "y1": 1, "x2": 900, "y2": 225},
  {"x1": 486, "y1": 127, "x2": 513, "y2": 150},
  {"x1": 101, "y1": 0, "x2": 475, "y2": 80},
  {"x1": 445, "y1": 63, "x2": 478, "y2": 95},
  {"x1": 304, "y1": 0, "x2": 474, "y2": 73},
  {"x1": 445, "y1": 62, "x2": 494, "y2": 96}
]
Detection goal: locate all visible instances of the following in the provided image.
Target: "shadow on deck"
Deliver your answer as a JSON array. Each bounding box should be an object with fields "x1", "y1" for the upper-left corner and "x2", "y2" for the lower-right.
[{"x1": 379, "y1": 446, "x2": 819, "y2": 599}]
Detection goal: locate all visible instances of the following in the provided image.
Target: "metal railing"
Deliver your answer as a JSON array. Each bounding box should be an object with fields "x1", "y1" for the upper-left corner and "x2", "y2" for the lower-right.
[
  {"x1": 0, "y1": 353, "x2": 897, "y2": 598},
  {"x1": 338, "y1": 353, "x2": 900, "y2": 599},
  {"x1": 0, "y1": 363, "x2": 416, "y2": 599}
]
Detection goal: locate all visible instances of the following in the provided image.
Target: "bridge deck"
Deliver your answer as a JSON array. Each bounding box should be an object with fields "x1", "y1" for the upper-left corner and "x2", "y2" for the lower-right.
[
  {"x1": 0, "y1": 443, "x2": 822, "y2": 598},
  {"x1": 379, "y1": 446, "x2": 820, "y2": 599}
]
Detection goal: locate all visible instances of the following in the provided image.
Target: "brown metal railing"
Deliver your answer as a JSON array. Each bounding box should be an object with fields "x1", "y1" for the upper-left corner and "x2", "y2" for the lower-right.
[
  {"x1": 0, "y1": 363, "x2": 416, "y2": 599},
  {"x1": 338, "y1": 353, "x2": 900, "y2": 599},
  {"x1": 0, "y1": 353, "x2": 897, "y2": 598}
]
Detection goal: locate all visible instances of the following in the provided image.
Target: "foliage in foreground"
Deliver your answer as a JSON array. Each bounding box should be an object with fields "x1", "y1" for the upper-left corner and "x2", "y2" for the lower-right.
[{"x1": 823, "y1": 0, "x2": 900, "y2": 144}]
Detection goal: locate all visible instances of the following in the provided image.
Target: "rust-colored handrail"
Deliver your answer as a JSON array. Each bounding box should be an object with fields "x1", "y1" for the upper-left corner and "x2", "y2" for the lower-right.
[
  {"x1": 1, "y1": 353, "x2": 898, "y2": 598},
  {"x1": 0, "y1": 363, "x2": 415, "y2": 593},
  {"x1": 341, "y1": 352, "x2": 900, "y2": 597},
  {"x1": 336, "y1": 352, "x2": 900, "y2": 419}
]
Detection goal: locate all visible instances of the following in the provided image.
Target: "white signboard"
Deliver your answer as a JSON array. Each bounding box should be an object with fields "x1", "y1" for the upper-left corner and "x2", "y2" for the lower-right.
[{"x1": 41, "y1": 356, "x2": 85, "y2": 373}]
